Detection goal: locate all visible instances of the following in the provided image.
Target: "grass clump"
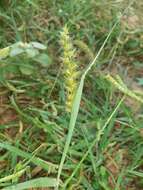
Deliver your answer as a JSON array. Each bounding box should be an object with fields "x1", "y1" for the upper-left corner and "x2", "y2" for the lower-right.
[{"x1": 0, "y1": 0, "x2": 143, "y2": 190}]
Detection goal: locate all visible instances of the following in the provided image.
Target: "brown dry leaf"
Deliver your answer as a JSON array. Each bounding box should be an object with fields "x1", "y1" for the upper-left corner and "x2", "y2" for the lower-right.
[
  {"x1": 121, "y1": 14, "x2": 140, "y2": 30},
  {"x1": 31, "y1": 166, "x2": 43, "y2": 177},
  {"x1": 0, "y1": 160, "x2": 7, "y2": 169},
  {"x1": 124, "y1": 79, "x2": 143, "y2": 113},
  {"x1": 139, "y1": 128, "x2": 143, "y2": 138},
  {"x1": 127, "y1": 15, "x2": 139, "y2": 29},
  {"x1": 0, "y1": 109, "x2": 17, "y2": 125},
  {"x1": 105, "y1": 146, "x2": 130, "y2": 189},
  {"x1": 105, "y1": 153, "x2": 119, "y2": 177}
]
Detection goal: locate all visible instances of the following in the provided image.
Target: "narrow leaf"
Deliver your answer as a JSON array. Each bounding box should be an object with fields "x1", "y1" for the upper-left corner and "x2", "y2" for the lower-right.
[{"x1": 2, "y1": 177, "x2": 57, "y2": 190}]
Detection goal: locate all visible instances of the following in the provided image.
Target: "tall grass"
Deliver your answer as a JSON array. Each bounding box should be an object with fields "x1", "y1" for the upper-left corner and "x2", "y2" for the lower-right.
[{"x1": 56, "y1": 1, "x2": 136, "y2": 189}]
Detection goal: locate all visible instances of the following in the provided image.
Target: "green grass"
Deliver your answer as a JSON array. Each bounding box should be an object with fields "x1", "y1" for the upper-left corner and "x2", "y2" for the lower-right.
[{"x1": 0, "y1": 0, "x2": 143, "y2": 189}]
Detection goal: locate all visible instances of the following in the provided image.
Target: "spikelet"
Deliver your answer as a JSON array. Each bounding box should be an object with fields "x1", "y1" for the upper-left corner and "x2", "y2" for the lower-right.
[
  {"x1": 74, "y1": 40, "x2": 94, "y2": 61},
  {"x1": 105, "y1": 74, "x2": 143, "y2": 104},
  {"x1": 60, "y1": 26, "x2": 78, "y2": 112}
]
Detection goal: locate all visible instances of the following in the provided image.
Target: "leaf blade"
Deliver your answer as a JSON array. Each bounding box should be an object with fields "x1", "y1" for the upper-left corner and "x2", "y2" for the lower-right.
[{"x1": 2, "y1": 177, "x2": 57, "y2": 190}]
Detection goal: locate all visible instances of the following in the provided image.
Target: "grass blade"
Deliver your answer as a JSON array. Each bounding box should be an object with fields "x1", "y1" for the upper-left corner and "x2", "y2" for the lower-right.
[
  {"x1": 2, "y1": 177, "x2": 57, "y2": 190},
  {"x1": 128, "y1": 170, "x2": 143, "y2": 178},
  {"x1": 0, "y1": 142, "x2": 58, "y2": 172},
  {"x1": 62, "y1": 97, "x2": 124, "y2": 189},
  {"x1": 56, "y1": 77, "x2": 84, "y2": 189},
  {"x1": 0, "y1": 168, "x2": 27, "y2": 183}
]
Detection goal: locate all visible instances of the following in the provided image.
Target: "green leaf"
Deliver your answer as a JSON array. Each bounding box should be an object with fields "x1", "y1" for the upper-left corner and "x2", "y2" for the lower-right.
[
  {"x1": 35, "y1": 53, "x2": 52, "y2": 67},
  {"x1": 26, "y1": 48, "x2": 39, "y2": 58},
  {"x1": 2, "y1": 177, "x2": 57, "y2": 190},
  {"x1": 30, "y1": 42, "x2": 47, "y2": 50},
  {"x1": 133, "y1": 61, "x2": 143, "y2": 68},
  {"x1": 127, "y1": 39, "x2": 139, "y2": 49},
  {"x1": 10, "y1": 47, "x2": 24, "y2": 57},
  {"x1": 137, "y1": 78, "x2": 143, "y2": 86},
  {"x1": 19, "y1": 65, "x2": 34, "y2": 75}
]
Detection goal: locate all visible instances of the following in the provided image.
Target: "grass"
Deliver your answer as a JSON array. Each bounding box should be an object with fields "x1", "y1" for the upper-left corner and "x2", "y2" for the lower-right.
[{"x1": 0, "y1": 0, "x2": 143, "y2": 189}]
